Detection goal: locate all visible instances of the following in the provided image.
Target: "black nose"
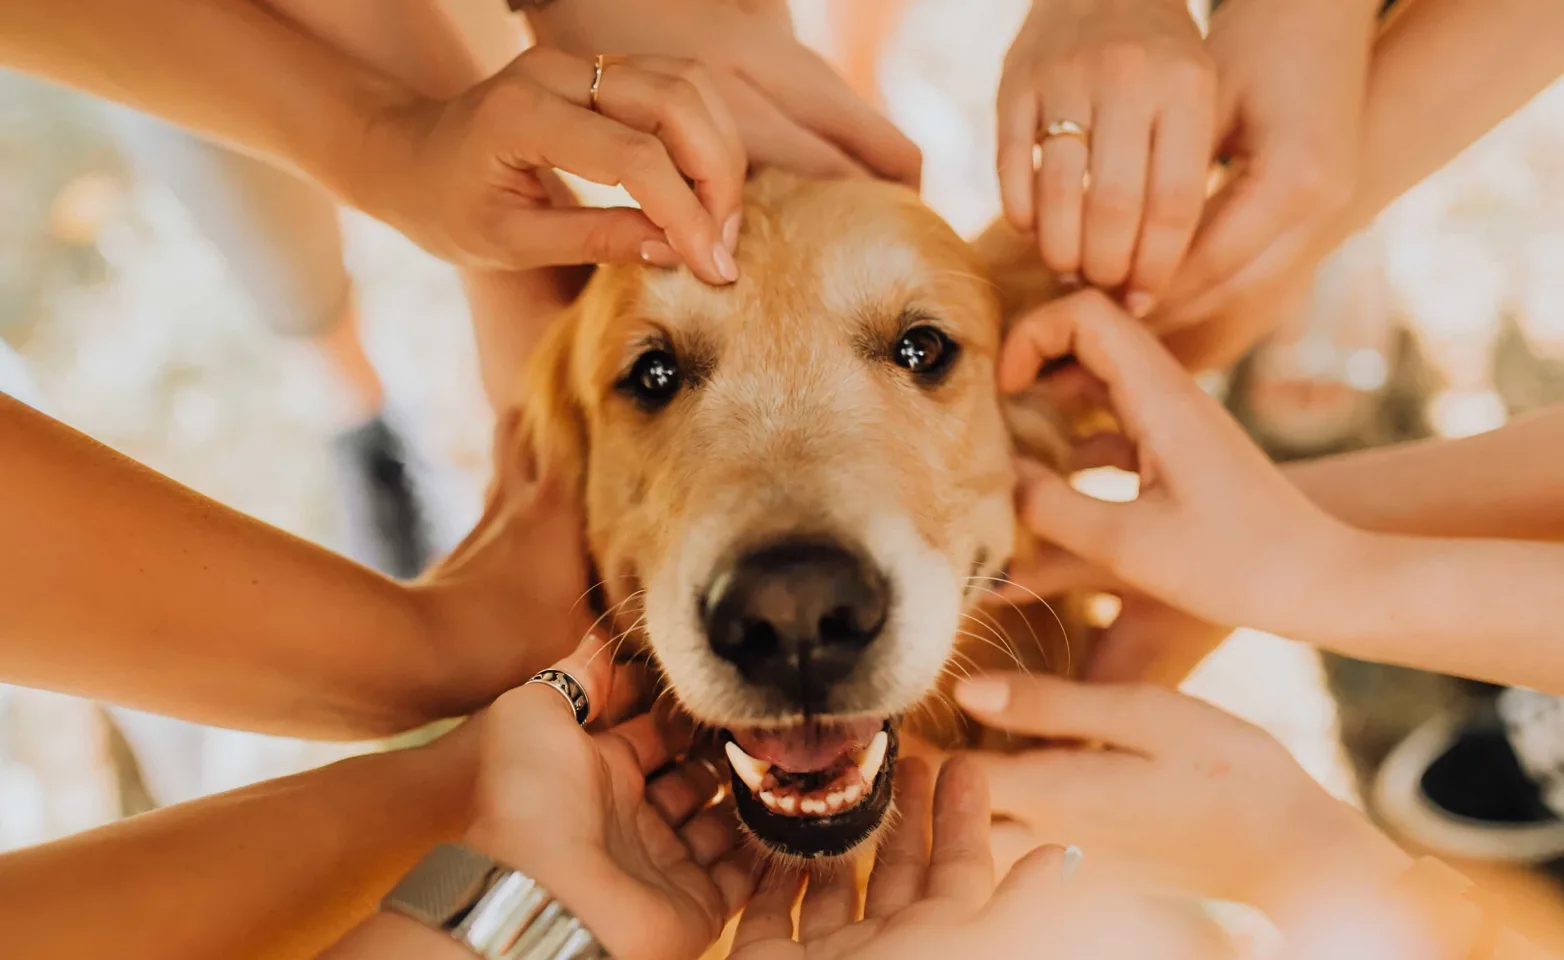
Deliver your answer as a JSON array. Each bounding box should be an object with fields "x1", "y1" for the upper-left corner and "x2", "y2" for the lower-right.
[{"x1": 702, "y1": 539, "x2": 890, "y2": 709}]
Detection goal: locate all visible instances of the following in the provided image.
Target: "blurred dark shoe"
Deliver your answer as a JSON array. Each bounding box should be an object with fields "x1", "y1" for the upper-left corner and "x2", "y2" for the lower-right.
[
  {"x1": 330, "y1": 415, "x2": 431, "y2": 579},
  {"x1": 1372, "y1": 690, "x2": 1564, "y2": 863}
]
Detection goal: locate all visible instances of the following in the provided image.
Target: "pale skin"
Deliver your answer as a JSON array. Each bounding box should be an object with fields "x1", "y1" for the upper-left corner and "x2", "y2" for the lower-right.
[
  {"x1": 950, "y1": 672, "x2": 1555, "y2": 960},
  {"x1": 0, "y1": 395, "x2": 594, "y2": 738},
  {"x1": 1000, "y1": 290, "x2": 1564, "y2": 696}
]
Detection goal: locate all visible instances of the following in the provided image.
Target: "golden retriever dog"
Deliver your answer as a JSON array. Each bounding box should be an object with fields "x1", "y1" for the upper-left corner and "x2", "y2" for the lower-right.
[{"x1": 521, "y1": 169, "x2": 1084, "y2": 861}]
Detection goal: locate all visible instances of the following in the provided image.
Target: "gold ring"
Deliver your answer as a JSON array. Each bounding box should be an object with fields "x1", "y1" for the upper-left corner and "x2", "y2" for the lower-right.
[
  {"x1": 1041, "y1": 119, "x2": 1090, "y2": 146},
  {"x1": 588, "y1": 55, "x2": 608, "y2": 111}
]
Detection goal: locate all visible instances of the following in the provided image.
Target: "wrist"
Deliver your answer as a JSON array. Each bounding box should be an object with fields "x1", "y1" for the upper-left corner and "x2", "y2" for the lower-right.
[
  {"x1": 1262, "y1": 797, "x2": 1412, "y2": 927},
  {"x1": 322, "y1": 81, "x2": 435, "y2": 236}
]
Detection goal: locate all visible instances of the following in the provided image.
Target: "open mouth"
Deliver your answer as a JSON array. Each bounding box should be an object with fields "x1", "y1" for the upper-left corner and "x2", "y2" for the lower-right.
[{"x1": 721, "y1": 718, "x2": 898, "y2": 859}]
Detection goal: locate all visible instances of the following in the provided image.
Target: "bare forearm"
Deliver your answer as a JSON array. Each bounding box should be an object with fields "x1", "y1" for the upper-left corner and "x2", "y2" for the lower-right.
[
  {"x1": 0, "y1": 729, "x2": 475, "y2": 960},
  {"x1": 1322, "y1": 532, "x2": 1564, "y2": 694},
  {"x1": 1286, "y1": 406, "x2": 1564, "y2": 541},
  {"x1": 1320, "y1": 0, "x2": 1564, "y2": 254},
  {"x1": 0, "y1": 395, "x2": 458, "y2": 738},
  {"x1": 0, "y1": 0, "x2": 410, "y2": 210}
]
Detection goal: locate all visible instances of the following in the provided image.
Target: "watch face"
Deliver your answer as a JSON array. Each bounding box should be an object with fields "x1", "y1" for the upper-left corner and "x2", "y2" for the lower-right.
[{"x1": 383, "y1": 843, "x2": 499, "y2": 927}]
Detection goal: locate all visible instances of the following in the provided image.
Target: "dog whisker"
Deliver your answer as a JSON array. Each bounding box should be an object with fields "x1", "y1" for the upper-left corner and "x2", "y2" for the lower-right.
[{"x1": 964, "y1": 578, "x2": 1072, "y2": 676}]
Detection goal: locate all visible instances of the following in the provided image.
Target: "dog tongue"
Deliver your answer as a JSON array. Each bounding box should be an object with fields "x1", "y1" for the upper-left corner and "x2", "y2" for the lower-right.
[{"x1": 731, "y1": 719, "x2": 883, "y2": 773}]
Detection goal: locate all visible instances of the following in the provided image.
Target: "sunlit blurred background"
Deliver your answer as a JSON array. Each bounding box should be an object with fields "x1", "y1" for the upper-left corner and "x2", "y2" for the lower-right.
[{"x1": 2, "y1": 0, "x2": 1563, "y2": 947}]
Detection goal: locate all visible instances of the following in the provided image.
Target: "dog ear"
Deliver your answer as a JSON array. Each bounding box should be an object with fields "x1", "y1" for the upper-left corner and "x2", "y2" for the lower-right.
[
  {"x1": 969, "y1": 219, "x2": 1073, "y2": 470},
  {"x1": 514, "y1": 301, "x2": 590, "y2": 493}
]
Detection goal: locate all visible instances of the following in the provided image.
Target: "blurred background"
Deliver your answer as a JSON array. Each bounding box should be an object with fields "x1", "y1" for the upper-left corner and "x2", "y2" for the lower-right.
[{"x1": 1, "y1": 0, "x2": 1563, "y2": 948}]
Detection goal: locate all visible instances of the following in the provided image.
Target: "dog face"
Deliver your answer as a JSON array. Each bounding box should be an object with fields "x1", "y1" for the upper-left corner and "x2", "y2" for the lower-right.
[{"x1": 526, "y1": 171, "x2": 1068, "y2": 860}]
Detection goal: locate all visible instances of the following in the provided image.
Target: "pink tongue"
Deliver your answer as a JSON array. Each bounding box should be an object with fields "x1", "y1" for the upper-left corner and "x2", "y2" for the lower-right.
[{"x1": 732, "y1": 719, "x2": 883, "y2": 773}]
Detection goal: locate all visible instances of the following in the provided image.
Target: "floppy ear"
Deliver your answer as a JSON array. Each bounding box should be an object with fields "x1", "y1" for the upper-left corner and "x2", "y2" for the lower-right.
[
  {"x1": 970, "y1": 219, "x2": 1073, "y2": 470},
  {"x1": 514, "y1": 301, "x2": 590, "y2": 494}
]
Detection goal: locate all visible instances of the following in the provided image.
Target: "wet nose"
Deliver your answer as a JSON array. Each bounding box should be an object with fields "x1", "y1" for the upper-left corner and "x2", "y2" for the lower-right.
[{"x1": 702, "y1": 539, "x2": 890, "y2": 710}]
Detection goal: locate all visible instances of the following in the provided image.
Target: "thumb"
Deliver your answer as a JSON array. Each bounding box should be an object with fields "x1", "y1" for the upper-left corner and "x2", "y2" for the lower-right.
[
  {"x1": 1014, "y1": 457, "x2": 1126, "y2": 568},
  {"x1": 492, "y1": 206, "x2": 670, "y2": 270}
]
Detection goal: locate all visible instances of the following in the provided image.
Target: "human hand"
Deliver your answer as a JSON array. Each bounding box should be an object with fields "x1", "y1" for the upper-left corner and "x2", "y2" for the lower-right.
[
  {"x1": 524, "y1": 0, "x2": 922, "y2": 185},
  {"x1": 953, "y1": 672, "x2": 1411, "y2": 916},
  {"x1": 361, "y1": 46, "x2": 744, "y2": 282},
  {"x1": 465, "y1": 637, "x2": 755, "y2": 960},
  {"x1": 997, "y1": 0, "x2": 1214, "y2": 316},
  {"x1": 729, "y1": 755, "x2": 1083, "y2": 960},
  {"x1": 411, "y1": 410, "x2": 598, "y2": 716},
  {"x1": 998, "y1": 288, "x2": 1362, "y2": 641},
  {"x1": 1154, "y1": 0, "x2": 1378, "y2": 335}
]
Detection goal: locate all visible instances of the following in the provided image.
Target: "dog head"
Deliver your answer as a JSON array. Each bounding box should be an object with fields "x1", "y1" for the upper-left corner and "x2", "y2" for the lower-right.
[{"x1": 523, "y1": 170, "x2": 1069, "y2": 860}]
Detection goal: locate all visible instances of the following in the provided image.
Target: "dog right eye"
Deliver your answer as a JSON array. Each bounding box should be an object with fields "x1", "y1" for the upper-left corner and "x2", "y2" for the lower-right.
[{"x1": 621, "y1": 349, "x2": 682, "y2": 408}]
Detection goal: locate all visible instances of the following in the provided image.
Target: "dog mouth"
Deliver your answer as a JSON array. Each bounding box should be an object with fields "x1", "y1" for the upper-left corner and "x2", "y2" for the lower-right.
[{"x1": 721, "y1": 718, "x2": 898, "y2": 859}]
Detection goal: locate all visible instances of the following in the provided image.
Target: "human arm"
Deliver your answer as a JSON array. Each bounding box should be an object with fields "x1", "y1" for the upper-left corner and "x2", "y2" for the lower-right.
[
  {"x1": 0, "y1": 395, "x2": 593, "y2": 738},
  {"x1": 0, "y1": 723, "x2": 477, "y2": 960},
  {"x1": 1157, "y1": 0, "x2": 1564, "y2": 369},
  {"x1": 0, "y1": 0, "x2": 745, "y2": 281},
  {"x1": 953, "y1": 672, "x2": 1557, "y2": 959},
  {"x1": 1001, "y1": 291, "x2": 1564, "y2": 694},
  {"x1": 520, "y1": 0, "x2": 923, "y2": 185}
]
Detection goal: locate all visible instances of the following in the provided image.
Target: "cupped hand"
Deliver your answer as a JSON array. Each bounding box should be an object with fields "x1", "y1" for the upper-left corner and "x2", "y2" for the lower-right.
[
  {"x1": 954, "y1": 672, "x2": 1410, "y2": 916},
  {"x1": 524, "y1": 0, "x2": 922, "y2": 185},
  {"x1": 997, "y1": 0, "x2": 1215, "y2": 316},
  {"x1": 363, "y1": 46, "x2": 745, "y2": 282},
  {"x1": 466, "y1": 636, "x2": 757, "y2": 960},
  {"x1": 997, "y1": 288, "x2": 1360, "y2": 641}
]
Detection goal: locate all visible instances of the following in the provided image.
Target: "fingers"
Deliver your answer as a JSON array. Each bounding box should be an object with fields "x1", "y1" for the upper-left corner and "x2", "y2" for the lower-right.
[
  {"x1": 953, "y1": 671, "x2": 1198, "y2": 755},
  {"x1": 992, "y1": 844, "x2": 1076, "y2": 905},
  {"x1": 647, "y1": 756, "x2": 723, "y2": 826},
  {"x1": 1126, "y1": 94, "x2": 1215, "y2": 317},
  {"x1": 679, "y1": 800, "x2": 740, "y2": 867},
  {"x1": 731, "y1": 868, "x2": 805, "y2": 949},
  {"x1": 589, "y1": 55, "x2": 746, "y2": 244},
  {"x1": 1034, "y1": 90, "x2": 1093, "y2": 278},
  {"x1": 602, "y1": 711, "x2": 676, "y2": 775},
  {"x1": 510, "y1": 52, "x2": 737, "y2": 284},
  {"x1": 797, "y1": 859, "x2": 860, "y2": 942},
  {"x1": 1160, "y1": 166, "x2": 1304, "y2": 314},
  {"x1": 1084, "y1": 596, "x2": 1231, "y2": 685},
  {"x1": 710, "y1": 847, "x2": 764, "y2": 918},
  {"x1": 924, "y1": 755, "x2": 995, "y2": 909},
  {"x1": 863, "y1": 757, "x2": 935, "y2": 919},
  {"x1": 753, "y1": 44, "x2": 923, "y2": 186},
  {"x1": 720, "y1": 75, "x2": 871, "y2": 181},
  {"x1": 1081, "y1": 94, "x2": 1152, "y2": 291},
  {"x1": 989, "y1": 539, "x2": 1117, "y2": 606},
  {"x1": 996, "y1": 74, "x2": 1041, "y2": 232}
]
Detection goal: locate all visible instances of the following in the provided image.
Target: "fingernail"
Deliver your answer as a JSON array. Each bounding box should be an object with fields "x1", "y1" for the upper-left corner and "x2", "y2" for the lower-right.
[
  {"x1": 1062, "y1": 845, "x2": 1084, "y2": 883},
  {"x1": 953, "y1": 676, "x2": 1009, "y2": 713},
  {"x1": 712, "y1": 242, "x2": 739, "y2": 283},
  {"x1": 722, "y1": 212, "x2": 742, "y2": 252},
  {"x1": 1125, "y1": 292, "x2": 1155, "y2": 319},
  {"x1": 639, "y1": 240, "x2": 679, "y2": 268}
]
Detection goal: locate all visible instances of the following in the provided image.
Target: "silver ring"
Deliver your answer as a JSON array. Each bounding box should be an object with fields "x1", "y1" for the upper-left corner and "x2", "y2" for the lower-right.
[{"x1": 525, "y1": 668, "x2": 591, "y2": 726}]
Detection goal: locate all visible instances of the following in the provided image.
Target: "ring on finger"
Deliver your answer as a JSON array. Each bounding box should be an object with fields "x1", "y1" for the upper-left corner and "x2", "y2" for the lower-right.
[
  {"x1": 524, "y1": 668, "x2": 592, "y2": 726},
  {"x1": 588, "y1": 54, "x2": 627, "y2": 112}
]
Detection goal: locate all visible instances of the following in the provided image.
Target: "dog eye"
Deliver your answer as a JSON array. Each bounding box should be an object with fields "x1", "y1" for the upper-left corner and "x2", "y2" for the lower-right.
[
  {"x1": 622, "y1": 349, "x2": 682, "y2": 407},
  {"x1": 892, "y1": 325, "x2": 958, "y2": 379}
]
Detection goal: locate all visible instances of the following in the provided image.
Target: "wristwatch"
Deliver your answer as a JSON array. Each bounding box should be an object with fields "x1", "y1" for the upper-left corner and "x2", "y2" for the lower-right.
[{"x1": 382, "y1": 842, "x2": 607, "y2": 960}]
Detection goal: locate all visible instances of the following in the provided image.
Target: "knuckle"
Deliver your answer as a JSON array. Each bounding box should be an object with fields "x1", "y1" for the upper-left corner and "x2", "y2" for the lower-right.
[
  {"x1": 1097, "y1": 42, "x2": 1152, "y2": 84},
  {"x1": 1147, "y1": 181, "x2": 1205, "y2": 227},
  {"x1": 1088, "y1": 183, "x2": 1141, "y2": 224},
  {"x1": 1041, "y1": 161, "x2": 1085, "y2": 200},
  {"x1": 620, "y1": 130, "x2": 671, "y2": 171}
]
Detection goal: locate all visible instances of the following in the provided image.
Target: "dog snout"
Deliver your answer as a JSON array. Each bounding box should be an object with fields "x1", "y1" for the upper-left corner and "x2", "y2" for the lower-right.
[{"x1": 702, "y1": 539, "x2": 890, "y2": 710}]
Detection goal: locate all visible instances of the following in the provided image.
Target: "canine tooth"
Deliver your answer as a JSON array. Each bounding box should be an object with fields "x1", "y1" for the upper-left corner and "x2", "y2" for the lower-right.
[
  {"x1": 843, "y1": 784, "x2": 863, "y2": 804},
  {"x1": 801, "y1": 798, "x2": 827, "y2": 815},
  {"x1": 779, "y1": 795, "x2": 797, "y2": 813},
  {"x1": 760, "y1": 791, "x2": 778, "y2": 809},
  {"x1": 857, "y1": 730, "x2": 889, "y2": 784},
  {"x1": 724, "y1": 741, "x2": 770, "y2": 793}
]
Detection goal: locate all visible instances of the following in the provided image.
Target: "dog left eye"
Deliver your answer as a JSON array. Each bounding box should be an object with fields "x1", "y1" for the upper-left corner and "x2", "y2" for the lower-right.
[
  {"x1": 622, "y1": 349, "x2": 682, "y2": 408},
  {"x1": 892, "y1": 326, "x2": 958, "y2": 379}
]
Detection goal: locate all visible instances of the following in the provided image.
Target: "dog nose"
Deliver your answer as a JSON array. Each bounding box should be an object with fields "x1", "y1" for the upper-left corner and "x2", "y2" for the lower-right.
[{"x1": 702, "y1": 539, "x2": 890, "y2": 709}]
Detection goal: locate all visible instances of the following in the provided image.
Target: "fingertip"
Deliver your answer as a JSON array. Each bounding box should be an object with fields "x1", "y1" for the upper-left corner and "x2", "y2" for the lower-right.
[{"x1": 953, "y1": 675, "x2": 1011, "y2": 715}]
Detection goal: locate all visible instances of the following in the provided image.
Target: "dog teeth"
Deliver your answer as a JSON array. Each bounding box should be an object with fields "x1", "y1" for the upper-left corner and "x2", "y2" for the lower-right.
[
  {"x1": 779, "y1": 795, "x2": 797, "y2": 813},
  {"x1": 724, "y1": 741, "x2": 771, "y2": 793},
  {"x1": 760, "y1": 791, "x2": 777, "y2": 808},
  {"x1": 826, "y1": 791, "x2": 845, "y2": 810},
  {"x1": 843, "y1": 783, "x2": 863, "y2": 805},
  {"x1": 857, "y1": 730, "x2": 889, "y2": 785},
  {"x1": 801, "y1": 798, "x2": 827, "y2": 815}
]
